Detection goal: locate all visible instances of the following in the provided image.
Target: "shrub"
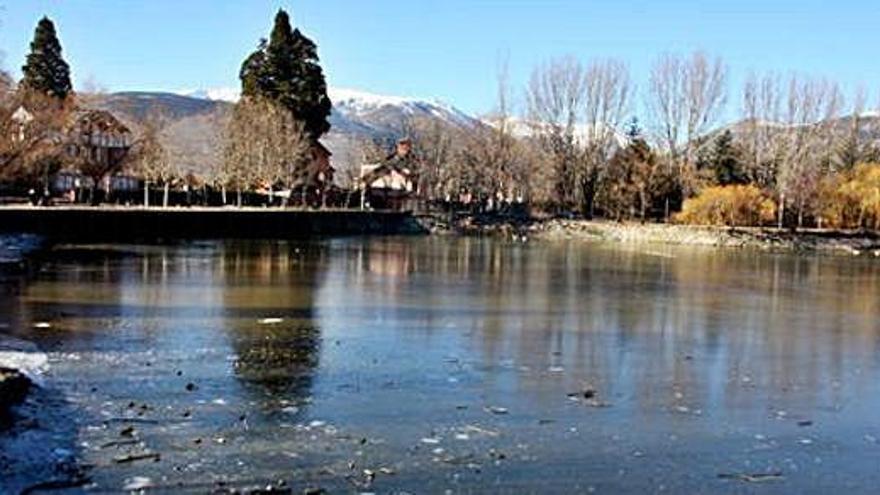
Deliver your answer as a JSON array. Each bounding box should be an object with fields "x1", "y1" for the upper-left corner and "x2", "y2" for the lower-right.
[
  {"x1": 674, "y1": 185, "x2": 776, "y2": 227},
  {"x1": 818, "y1": 163, "x2": 880, "y2": 229}
]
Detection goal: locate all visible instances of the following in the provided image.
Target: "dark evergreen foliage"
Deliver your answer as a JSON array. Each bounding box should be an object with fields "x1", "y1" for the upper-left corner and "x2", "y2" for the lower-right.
[
  {"x1": 239, "y1": 9, "x2": 332, "y2": 139},
  {"x1": 240, "y1": 39, "x2": 270, "y2": 98},
  {"x1": 624, "y1": 117, "x2": 642, "y2": 140},
  {"x1": 21, "y1": 16, "x2": 72, "y2": 100},
  {"x1": 704, "y1": 130, "x2": 746, "y2": 186}
]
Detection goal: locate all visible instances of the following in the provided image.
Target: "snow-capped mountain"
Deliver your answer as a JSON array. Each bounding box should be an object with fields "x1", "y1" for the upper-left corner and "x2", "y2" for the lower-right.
[
  {"x1": 177, "y1": 86, "x2": 481, "y2": 139},
  {"x1": 487, "y1": 116, "x2": 631, "y2": 149},
  {"x1": 175, "y1": 86, "x2": 481, "y2": 138},
  {"x1": 327, "y1": 87, "x2": 480, "y2": 136},
  {"x1": 181, "y1": 87, "x2": 241, "y2": 103}
]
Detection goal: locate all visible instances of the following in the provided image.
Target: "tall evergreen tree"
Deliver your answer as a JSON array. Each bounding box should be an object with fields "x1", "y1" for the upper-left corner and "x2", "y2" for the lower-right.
[
  {"x1": 21, "y1": 16, "x2": 72, "y2": 99},
  {"x1": 240, "y1": 39, "x2": 270, "y2": 97},
  {"x1": 239, "y1": 9, "x2": 332, "y2": 139},
  {"x1": 702, "y1": 130, "x2": 745, "y2": 186}
]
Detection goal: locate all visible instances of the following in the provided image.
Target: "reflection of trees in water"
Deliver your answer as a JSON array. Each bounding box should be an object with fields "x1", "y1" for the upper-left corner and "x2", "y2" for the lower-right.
[
  {"x1": 235, "y1": 236, "x2": 880, "y2": 416},
  {"x1": 455, "y1": 242, "x2": 880, "y2": 414},
  {"x1": 230, "y1": 323, "x2": 320, "y2": 396},
  {"x1": 218, "y1": 241, "x2": 326, "y2": 399}
]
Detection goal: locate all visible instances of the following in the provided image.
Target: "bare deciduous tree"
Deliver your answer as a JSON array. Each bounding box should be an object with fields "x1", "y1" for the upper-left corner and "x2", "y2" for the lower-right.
[
  {"x1": 647, "y1": 52, "x2": 727, "y2": 216},
  {"x1": 405, "y1": 115, "x2": 456, "y2": 202},
  {"x1": 527, "y1": 56, "x2": 586, "y2": 211},
  {"x1": 0, "y1": 87, "x2": 72, "y2": 191},
  {"x1": 223, "y1": 96, "x2": 311, "y2": 206},
  {"x1": 740, "y1": 72, "x2": 784, "y2": 189},
  {"x1": 579, "y1": 59, "x2": 632, "y2": 217},
  {"x1": 128, "y1": 113, "x2": 173, "y2": 207},
  {"x1": 835, "y1": 85, "x2": 870, "y2": 171},
  {"x1": 775, "y1": 75, "x2": 842, "y2": 228}
]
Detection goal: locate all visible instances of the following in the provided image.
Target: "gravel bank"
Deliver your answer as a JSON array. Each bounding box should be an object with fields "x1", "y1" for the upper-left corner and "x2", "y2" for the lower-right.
[{"x1": 438, "y1": 216, "x2": 880, "y2": 256}]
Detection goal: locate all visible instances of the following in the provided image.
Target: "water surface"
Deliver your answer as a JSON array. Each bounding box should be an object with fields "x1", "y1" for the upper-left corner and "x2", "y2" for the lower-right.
[{"x1": 2, "y1": 237, "x2": 880, "y2": 493}]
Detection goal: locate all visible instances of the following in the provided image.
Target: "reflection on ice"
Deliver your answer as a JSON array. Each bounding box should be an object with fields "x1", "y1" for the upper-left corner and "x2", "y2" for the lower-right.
[{"x1": 1, "y1": 238, "x2": 880, "y2": 492}]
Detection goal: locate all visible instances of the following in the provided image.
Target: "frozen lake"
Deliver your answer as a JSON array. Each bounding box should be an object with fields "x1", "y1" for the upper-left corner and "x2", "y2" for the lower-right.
[{"x1": 2, "y1": 237, "x2": 880, "y2": 493}]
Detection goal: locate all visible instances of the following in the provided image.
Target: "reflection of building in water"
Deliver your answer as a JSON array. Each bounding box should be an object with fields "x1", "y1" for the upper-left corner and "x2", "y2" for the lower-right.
[{"x1": 344, "y1": 239, "x2": 416, "y2": 301}]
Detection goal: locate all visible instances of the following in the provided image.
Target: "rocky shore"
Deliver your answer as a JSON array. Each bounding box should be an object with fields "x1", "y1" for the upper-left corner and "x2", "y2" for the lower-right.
[
  {"x1": 0, "y1": 235, "x2": 87, "y2": 493},
  {"x1": 437, "y1": 216, "x2": 880, "y2": 256}
]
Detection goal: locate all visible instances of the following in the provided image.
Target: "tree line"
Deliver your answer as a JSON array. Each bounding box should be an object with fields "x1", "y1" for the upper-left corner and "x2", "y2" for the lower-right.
[
  {"x1": 1, "y1": 13, "x2": 879, "y2": 229},
  {"x1": 0, "y1": 11, "x2": 331, "y2": 208},
  {"x1": 400, "y1": 52, "x2": 880, "y2": 230}
]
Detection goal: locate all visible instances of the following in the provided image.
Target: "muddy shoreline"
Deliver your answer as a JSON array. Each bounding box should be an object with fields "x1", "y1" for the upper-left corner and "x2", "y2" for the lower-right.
[{"x1": 438, "y1": 216, "x2": 880, "y2": 256}]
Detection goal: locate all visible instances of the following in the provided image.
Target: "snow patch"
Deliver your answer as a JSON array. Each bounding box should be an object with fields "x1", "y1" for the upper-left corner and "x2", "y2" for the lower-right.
[
  {"x1": 180, "y1": 87, "x2": 240, "y2": 103},
  {"x1": 177, "y1": 86, "x2": 478, "y2": 128},
  {"x1": 0, "y1": 335, "x2": 49, "y2": 382}
]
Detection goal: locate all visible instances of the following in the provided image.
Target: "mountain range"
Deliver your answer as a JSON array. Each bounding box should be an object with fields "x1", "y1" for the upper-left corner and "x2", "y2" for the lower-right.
[
  {"x1": 90, "y1": 87, "x2": 880, "y2": 180},
  {"x1": 90, "y1": 87, "x2": 482, "y2": 177}
]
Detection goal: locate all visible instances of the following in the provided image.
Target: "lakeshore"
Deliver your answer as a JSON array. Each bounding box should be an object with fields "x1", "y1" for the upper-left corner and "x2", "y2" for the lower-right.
[
  {"x1": 447, "y1": 216, "x2": 880, "y2": 256},
  {"x1": 1, "y1": 205, "x2": 879, "y2": 255}
]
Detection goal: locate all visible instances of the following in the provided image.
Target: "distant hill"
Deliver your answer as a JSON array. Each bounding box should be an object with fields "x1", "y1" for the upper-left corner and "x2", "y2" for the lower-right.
[
  {"x1": 703, "y1": 114, "x2": 880, "y2": 152},
  {"x1": 89, "y1": 88, "x2": 481, "y2": 179},
  {"x1": 94, "y1": 91, "x2": 224, "y2": 122}
]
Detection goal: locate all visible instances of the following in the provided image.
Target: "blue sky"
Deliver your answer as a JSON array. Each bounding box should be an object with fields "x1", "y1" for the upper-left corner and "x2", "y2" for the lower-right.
[{"x1": 0, "y1": 0, "x2": 878, "y2": 117}]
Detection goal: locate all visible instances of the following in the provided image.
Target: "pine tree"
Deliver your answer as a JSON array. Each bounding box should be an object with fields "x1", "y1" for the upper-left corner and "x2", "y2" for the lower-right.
[
  {"x1": 21, "y1": 16, "x2": 72, "y2": 99},
  {"x1": 239, "y1": 9, "x2": 332, "y2": 139},
  {"x1": 706, "y1": 130, "x2": 745, "y2": 186},
  {"x1": 624, "y1": 117, "x2": 642, "y2": 140},
  {"x1": 240, "y1": 39, "x2": 270, "y2": 97}
]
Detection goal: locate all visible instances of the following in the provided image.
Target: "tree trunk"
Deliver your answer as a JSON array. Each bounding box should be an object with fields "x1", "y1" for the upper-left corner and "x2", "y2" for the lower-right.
[
  {"x1": 639, "y1": 189, "x2": 647, "y2": 223},
  {"x1": 143, "y1": 180, "x2": 150, "y2": 207},
  {"x1": 90, "y1": 180, "x2": 100, "y2": 206},
  {"x1": 797, "y1": 202, "x2": 804, "y2": 230},
  {"x1": 777, "y1": 193, "x2": 785, "y2": 229},
  {"x1": 221, "y1": 185, "x2": 227, "y2": 205},
  {"x1": 163, "y1": 183, "x2": 170, "y2": 208},
  {"x1": 237, "y1": 188, "x2": 242, "y2": 207}
]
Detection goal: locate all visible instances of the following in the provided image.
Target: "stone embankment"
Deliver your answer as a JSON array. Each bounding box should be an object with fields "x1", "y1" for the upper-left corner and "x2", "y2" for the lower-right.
[{"x1": 0, "y1": 206, "x2": 426, "y2": 240}]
